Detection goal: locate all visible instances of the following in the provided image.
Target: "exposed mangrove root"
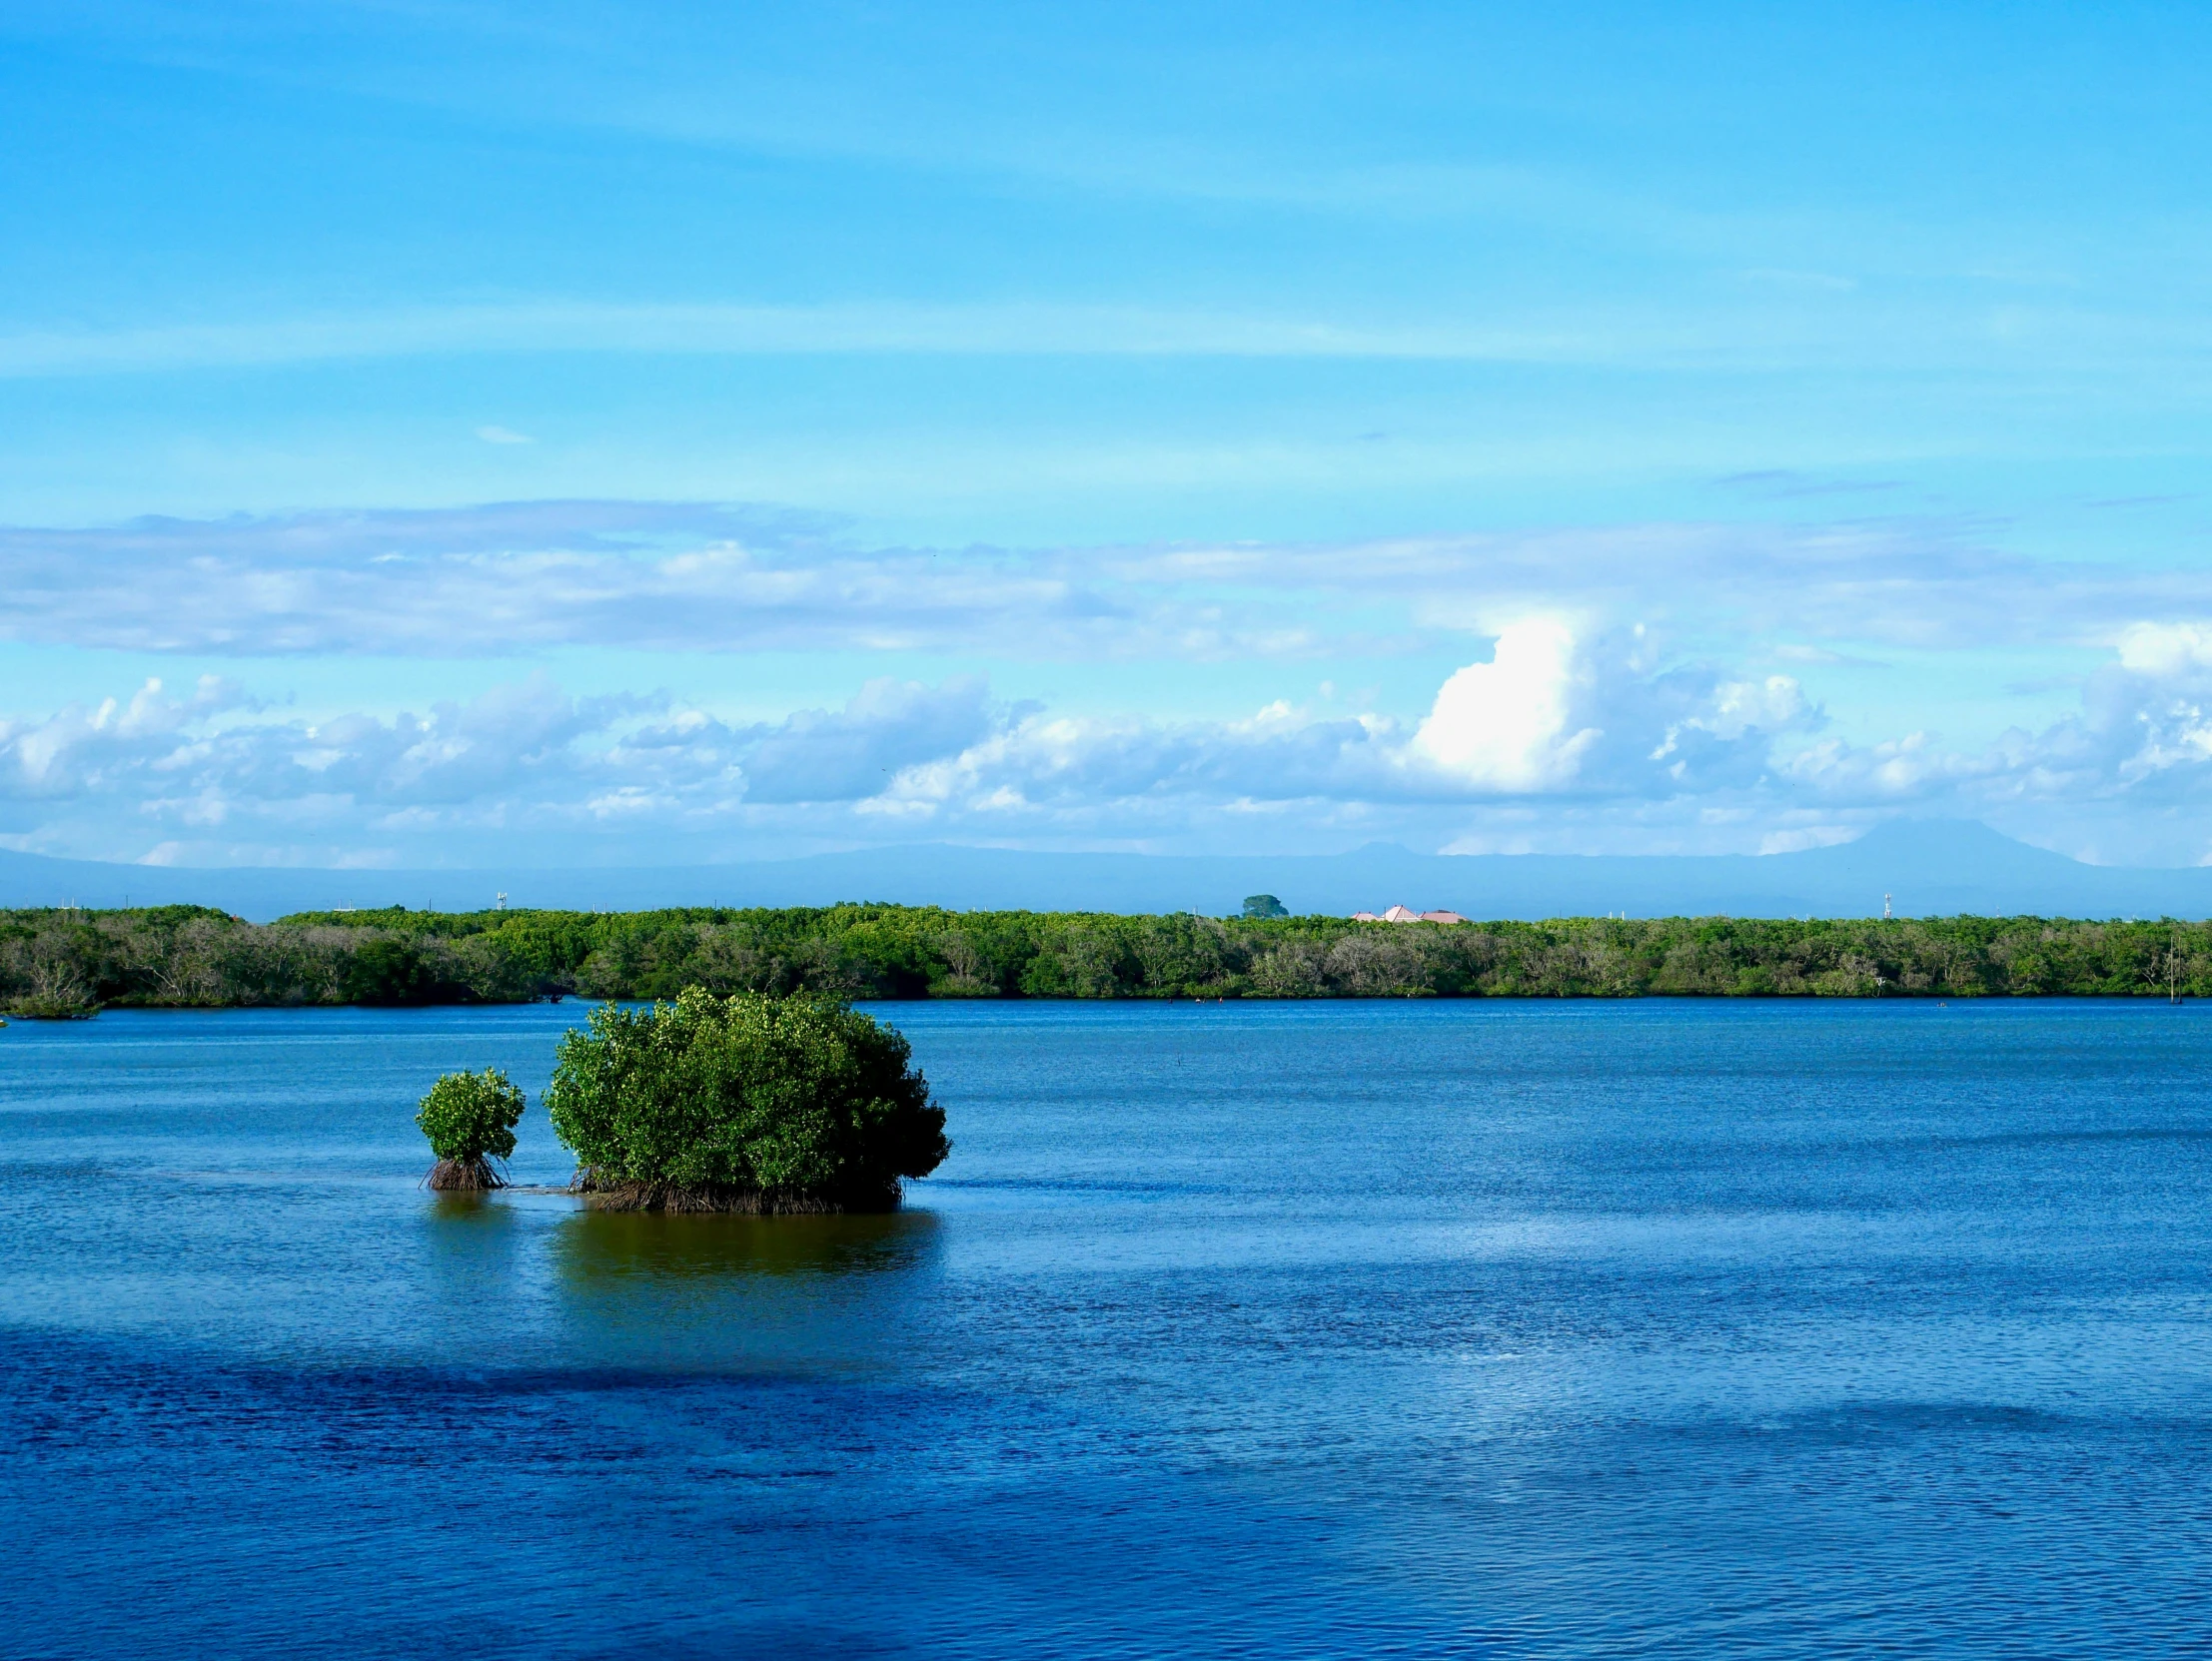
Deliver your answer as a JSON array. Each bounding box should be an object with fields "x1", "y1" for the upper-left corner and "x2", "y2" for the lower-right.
[
  {"x1": 568, "y1": 1169, "x2": 897, "y2": 1215},
  {"x1": 425, "y1": 1155, "x2": 507, "y2": 1191}
]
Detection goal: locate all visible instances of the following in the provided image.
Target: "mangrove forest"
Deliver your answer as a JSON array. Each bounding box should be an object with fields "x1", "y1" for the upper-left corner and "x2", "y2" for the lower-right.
[{"x1": 5, "y1": 901, "x2": 2212, "y2": 1008}]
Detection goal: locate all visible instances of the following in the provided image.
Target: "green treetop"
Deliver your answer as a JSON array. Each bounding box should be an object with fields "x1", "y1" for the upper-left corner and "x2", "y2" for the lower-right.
[
  {"x1": 417, "y1": 1067, "x2": 527, "y2": 1191},
  {"x1": 544, "y1": 986, "x2": 949, "y2": 1213}
]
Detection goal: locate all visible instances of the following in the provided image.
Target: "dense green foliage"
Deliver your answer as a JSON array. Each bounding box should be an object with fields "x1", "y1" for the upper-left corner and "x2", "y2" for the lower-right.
[
  {"x1": 544, "y1": 988, "x2": 948, "y2": 1210},
  {"x1": 416, "y1": 1068, "x2": 527, "y2": 1163},
  {"x1": 5, "y1": 992, "x2": 100, "y2": 1020},
  {"x1": 5, "y1": 901, "x2": 2212, "y2": 1004},
  {"x1": 416, "y1": 1066, "x2": 528, "y2": 1191}
]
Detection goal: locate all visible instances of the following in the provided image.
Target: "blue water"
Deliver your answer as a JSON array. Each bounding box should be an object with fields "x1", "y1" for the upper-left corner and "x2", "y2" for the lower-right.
[{"x1": 3, "y1": 999, "x2": 2210, "y2": 1658}]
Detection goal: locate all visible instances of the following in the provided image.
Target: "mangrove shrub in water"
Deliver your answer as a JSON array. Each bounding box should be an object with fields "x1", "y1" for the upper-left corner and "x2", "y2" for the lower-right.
[
  {"x1": 544, "y1": 987, "x2": 949, "y2": 1213},
  {"x1": 6, "y1": 993, "x2": 100, "y2": 1020},
  {"x1": 417, "y1": 1068, "x2": 527, "y2": 1190}
]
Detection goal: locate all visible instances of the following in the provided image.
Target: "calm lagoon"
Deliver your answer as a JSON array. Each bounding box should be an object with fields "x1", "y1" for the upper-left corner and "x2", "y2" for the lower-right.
[{"x1": 3, "y1": 998, "x2": 2210, "y2": 1657}]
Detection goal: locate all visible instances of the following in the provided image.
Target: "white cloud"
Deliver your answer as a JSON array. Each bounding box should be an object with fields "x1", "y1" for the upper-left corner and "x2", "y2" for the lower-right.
[
  {"x1": 2114, "y1": 620, "x2": 2212, "y2": 678},
  {"x1": 1704, "y1": 676, "x2": 1810, "y2": 739},
  {"x1": 0, "y1": 625, "x2": 1863, "y2": 863},
  {"x1": 0, "y1": 295, "x2": 1995, "y2": 382},
  {"x1": 1411, "y1": 617, "x2": 1600, "y2": 790},
  {"x1": 474, "y1": 424, "x2": 535, "y2": 444},
  {"x1": 0, "y1": 648, "x2": 1781, "y2": 861},
  {"x1": 740, "y1": 677, "x2": 997, "y2": 803},
  {"x1": 10, "y1": 551, "x2": 2212, "y2": 864},
  {"x1": 1757, "y1": 825, "x2": 1860, "y2": 854}
]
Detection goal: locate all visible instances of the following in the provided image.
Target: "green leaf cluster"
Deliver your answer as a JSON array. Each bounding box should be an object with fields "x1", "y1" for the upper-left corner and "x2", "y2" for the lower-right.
[
  {"x1": 415, "y1": 1068, "x2": 527, "y2": 1163},
  {"x1": 543, "y1": 987, "x2": 949, "y2": 1207}
]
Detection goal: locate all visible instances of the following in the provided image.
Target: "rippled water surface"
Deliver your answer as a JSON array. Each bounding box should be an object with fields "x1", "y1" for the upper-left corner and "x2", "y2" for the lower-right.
[{"x1": 4, "y1": 999, "x2": 2211, "y2": 1658}]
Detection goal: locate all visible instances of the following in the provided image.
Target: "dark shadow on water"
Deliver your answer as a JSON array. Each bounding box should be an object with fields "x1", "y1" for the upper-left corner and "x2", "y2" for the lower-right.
[
  {"x1": 554, "y1": 1207, "x2": 943, "y2": 1282},
  {"x1": 568, "y1": 1625, "x2": 912, "y2": 1661}
]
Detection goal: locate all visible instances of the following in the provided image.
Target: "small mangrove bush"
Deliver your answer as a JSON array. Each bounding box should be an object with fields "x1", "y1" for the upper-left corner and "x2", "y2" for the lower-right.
[
  {"x1": 544, "y1": 986, "x2": 949, "y2": 1213},
  {"x1": 417, "y1": 1067, "x2": 527, "y2": 1190},
  {"x1": 5, "y1": 993, "x2": 100, "y2": 1020}
]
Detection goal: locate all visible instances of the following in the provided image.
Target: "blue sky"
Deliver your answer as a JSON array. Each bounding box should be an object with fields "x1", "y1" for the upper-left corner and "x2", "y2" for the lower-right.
[{"x1": 5, "y1": 2, "x2": 2212, "y2": 869}]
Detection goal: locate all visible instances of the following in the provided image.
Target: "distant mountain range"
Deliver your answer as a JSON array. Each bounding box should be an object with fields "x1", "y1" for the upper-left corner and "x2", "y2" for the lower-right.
[{"x1": 4, "y1": 820, "x2": 2210, "y2": 923}]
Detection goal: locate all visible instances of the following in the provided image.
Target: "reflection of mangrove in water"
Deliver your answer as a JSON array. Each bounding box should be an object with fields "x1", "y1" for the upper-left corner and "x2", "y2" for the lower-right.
[
  {"x1": 547, "y1": 1208, "x2": 945, "y2": 1368},
  {"x1": 418, "y1": 1190, "x2": 528, "y2": 1314},
  {"x1": 426, "y1": 1191, "x2": 511, "y2": 1225},
  {"x1": 555, "y1": 1207, "x2": 942, "y2": 1281}
]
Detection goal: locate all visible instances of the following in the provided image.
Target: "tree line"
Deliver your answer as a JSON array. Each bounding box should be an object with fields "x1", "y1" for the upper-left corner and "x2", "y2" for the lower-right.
[{"x1": 6, "y1": 902, "x2": 2212, "y2": 1009}]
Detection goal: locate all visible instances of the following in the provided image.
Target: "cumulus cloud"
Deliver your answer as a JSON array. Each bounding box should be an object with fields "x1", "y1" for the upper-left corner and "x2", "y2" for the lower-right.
[
  {"x1": 1393, "y1": 618, "x2": 1815, "y2": 802},
  {"x1": 738, "y1": 678, "x2": 1001, "y2": 803},
  {"x1": 0, "y1": 632, "x2": 1827, "y2": 862},
  {"x1": 12, "y1": 593, "x2": 2212, "y2": 864},
  {"x1": 1411, "y1": 617, "x2": 1600, "y2": 790},
  {"x1": 1755, "y1": 617, "x2": 2212, "y2": 842},
  {"x1": 2114, "y1": 621, "x2": 2212, "y2": 681},
  {"x1": 2070, "y1": 624, "x2": 2212, "y2": 796},
  {"x1": 0, "y1": 676, "x2": 258, "y2": 802},
  {"x1": 0, "y1": 672, "x2": 1034, "y2": 861}
]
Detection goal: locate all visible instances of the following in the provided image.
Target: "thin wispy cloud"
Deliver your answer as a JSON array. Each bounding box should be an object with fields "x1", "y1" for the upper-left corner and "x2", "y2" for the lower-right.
[
  {"x1": 8, "y1": 294, "x2": 2212, "y2": 382},
  {"x1": 0, "y1": 502, "x2": 2205, "y2": 662}
]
